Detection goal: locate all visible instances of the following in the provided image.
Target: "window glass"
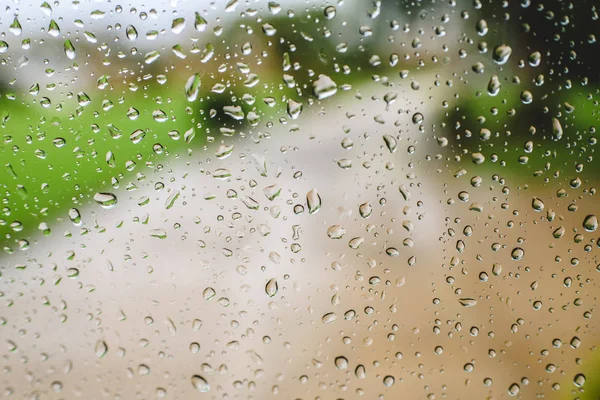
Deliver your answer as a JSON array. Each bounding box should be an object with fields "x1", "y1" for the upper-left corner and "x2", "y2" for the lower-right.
[{"x1": 0, "y1": 0, "x2": 598, "y2": 398}]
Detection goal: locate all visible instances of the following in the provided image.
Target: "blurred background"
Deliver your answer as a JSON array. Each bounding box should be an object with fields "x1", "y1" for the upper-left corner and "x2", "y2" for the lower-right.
[{"x1": 0, "y1": 0, "x2": 598, "y2": 399}]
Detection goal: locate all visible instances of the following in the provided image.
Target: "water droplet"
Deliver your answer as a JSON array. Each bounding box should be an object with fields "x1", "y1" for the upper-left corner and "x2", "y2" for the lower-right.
[
  {"x1": 194, "y1": 12, "x2": 207, "y2": 31},
  {"x1": 383, "y1": 375, "x2": 395, "y2": 387},
  {"x1": 531, "y1": 197, "x2": 544, "y2": 212},
  {"x1": 383, "y1": 135, "x2": 397, "y2": 153},
  {"x1": 287, "y1": 99, "x2": 303, "y2": 119},
  {"x1": 184, "y1": 73, "x2": 201, "y2": 102},
  {"x1": 528, "y1": 51, "x2": 541, "y2": 67},
  {"x1": 327, "y1": 225, "x2": 346, "y2": 239},
  {"x1": 263, "y1": 184, "x2": 281, "y2": 201},
  {"x1": 265, "y1": 278, "x2": 278, "y2": 297},
  {"x1": 334, "y1": 356, "x2": 348, "y2": 370},
  {"x1": 63, "y1": 39, "x2": 76, "y2": 59},
  {"x1": 487, "y1": 75, "x2": 501, "y2": 96},
  {"x1": 48, "y1": 19, "x2": 60, "y2": 37},
  {"x1": 412, "y1": 112, "x2": 424, "y2": 124},
  {"x1": 268, "y1": 2, "x2": 281, "y2": 14},
  {"x1": 551, "y1": 117, "x2": 563, "y2": 140},
  {"x1": 520, "y1": 90, "x2": 533, "y2": 104},
  {"x1": 153, "y1": 109, "x2": 168, "y2": 122},
  {"x1": 149, "y1": 229, "x2": 167, "y2": 239},
  {"x1": 130, "y1": 129, "x2": 145, "y2": 144},
  {"x1": 459, "y1": 298, "x2": 477, "y2": 307},
  {"x1": 126, "y1": 25, "x2": 138, "y2": 40},
  {"x1": 171, "y1": 17, "x2": 186, "y2": 34},
  {"x1": 312, "y1": 75, "x2": 337, "y2": 100},
  {"x1": 492, "y1": 44, "x2": 512, "y2": 64},
  {"x1": 476, "y1": 19, "x2": 488, "y2": 35},
  {"x1": 145, "y1": 51, "x2": 160, "y2": 64},
  {"x1": 306, "y1": 189, "x2": 321, "y2": 214},
  {"x1": 355, "y1": 364, "x2": 366, "y2": 379},
  {"x1": 262, "y1": 23, "x2": 276, "y2": 36},
  {"x1": 10, "y1": 17, "x2": 22, "y2": 35},
  {"x1": 191, "y1": 375, "x2": 210, "y2": 392},
  {"x1": 359, "y1": 202, "x2": 372, "y2": 218},
  {"x1": 573, "y1": 373, "x2": 586, "y2": 387},
  {"x1": 511, "y1": 247, "x2": 525, "y2": 261},
  {"x1": 583, "y1": 215, "x2": 598, "y2": 232},
  {"x1": 508, "y1": 383, "x2": 520, "y2": 396},
  {"x1": 324, "y1": 6, "x2": 336, "y2": 19},
  {"x1": 203, "y1": 287, "x2": 216, "y2": 300},
  {"x1": 321, "y1": 312, "x2": 337, "y2": 324},
  {"x1": 94, "y1": 192, "x2": 117, "y2": 209},
  {"x1": 95, "y1": 340, "x2": 108, "y2": 358}
]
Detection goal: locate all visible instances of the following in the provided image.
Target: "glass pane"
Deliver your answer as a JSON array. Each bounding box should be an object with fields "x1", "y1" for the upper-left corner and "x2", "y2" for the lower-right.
[{"x1": 1, "y1": 0, "x2": 598, "y2": 398}]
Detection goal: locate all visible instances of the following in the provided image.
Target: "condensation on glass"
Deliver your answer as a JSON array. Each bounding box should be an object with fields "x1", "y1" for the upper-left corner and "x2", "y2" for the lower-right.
[{"x1": 0, "y1": 0, "x2": 598, "y2": 399}]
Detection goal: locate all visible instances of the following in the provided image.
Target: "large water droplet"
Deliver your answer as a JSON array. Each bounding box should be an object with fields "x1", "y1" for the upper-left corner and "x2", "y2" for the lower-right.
[
  {"x1": 583, "y1": 215, "x2": 598, "y2": 232},
  {"x1": 191, "y1": 375, "x2": 210, "y2": 392},
  {"x1": 95, "y1": 340, "x2": 108, "y2": 358},
  {"x1": 492, "y1": 44, "x2": 512, "y2": 64},
  {"x1": 184, "y1": 73, "x2": 201, "y2": 102},
  {"x1": 551, "y1": 118, "x2": 563, "y2": 141},
  {"x1": 93, "y1": 192, "x2": 117, "y2": 209},
  {"x1": 265, "y1": 278, "x2": 278, "y2": 297},
  {"x1": 306, "y1": 189, "x2": 321, "y2": 214},
  {"x1": 63, "y1": 39, "x2": 76, "y2": 59},
  {"x1": 312, "y1": 75, "x2": 337, "y2": 100}
]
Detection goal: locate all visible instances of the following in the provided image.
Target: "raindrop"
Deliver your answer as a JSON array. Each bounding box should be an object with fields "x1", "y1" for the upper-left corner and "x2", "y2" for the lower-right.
[
  {"x1": 383, "y1": 135, "x2": 397, "y2": 153},
  {"x1": 383, "y1": 375, "x2": 395, "y2": 387},
  {"x1": 487, "y1": 75, "x2": 501, "y2": 96},
  {"x1": 194, "y1": 13, "x2": 207, "y2": 32},
  {"x1": 322, "y1": 312, "x2": 337, "y2": 324},
  {"x1": 492, "y1": 44, "x2": 512, "y2": 64},
  {"x1": 265, "y1": 278, "x2": 278, "y2": 297},
  {"x1": 458, "y1": 298, "x2": 477, "y2": 307},
  {"x1": 94, "y1": 193, "x2": 117, "y2": 209},
  {"x1": 171, "y1": 17, "x2": 186, "y2": 34},
  {"x1": 324, "y1": 6, "x2": 337, "y2": 19},
  {"x1": 306, "y1": 189, "x2": 321, "y2": 214},
  {"x1": 583, "y1": 215, "x2": 598, "y2": 232},
  {"x1": 531, "y1": 197, "x2": 544, "y2": 212},
  {"x1": 511, "y1": 247, "x2": 525, "y2": 261},
  {"x1": 551, "y1": 118, "x2": 563, "y2": 141},
  {"x1": 63, "y1": 40, "x2": 76, "y2": 59},
  {"x1": 312, "y1": 75, "x2": 337, "y2": 100},
  {"x1": 126, "y1": 25, "x2": 138, "y2": 40},
  {"x1": 287, "y1": 99, "x2": 303, "y2": 119},
  {"x1": 145, "y1": 51, "x2": 160, "y2": 64},
  {"x1": 184, "y1": 74, "x2": 201, "y2": 102},
  {"x1": 327, "y1": 225, "x2": 346, "y2": 239},
  {"x1": 95, "y1": 340, "x2": 108, "y2": 358},
  {"x1": 573, "y1": 373, "x2": 586, "y2": 387},
  {"x1": 191, "y1": 375, "x2": 210, "y2": 392}
]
